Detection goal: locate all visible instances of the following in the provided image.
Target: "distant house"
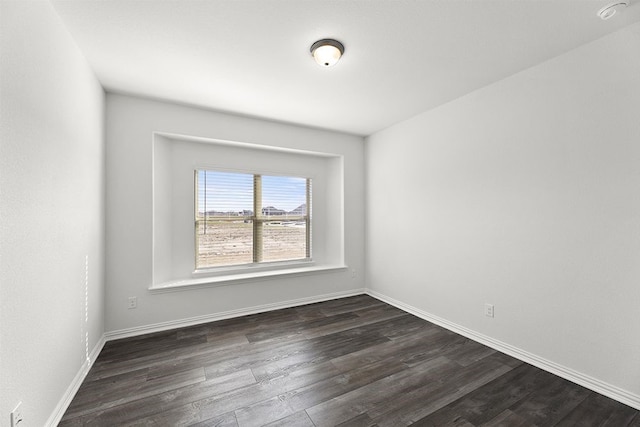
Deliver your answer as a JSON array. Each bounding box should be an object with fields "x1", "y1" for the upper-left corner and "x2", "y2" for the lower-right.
[
  {"x1": 262, "y1": 206, "x2": 286, "y2": 216},
  {"x1": 289, "y1": 203, "x2": 306, "y2": 216}
]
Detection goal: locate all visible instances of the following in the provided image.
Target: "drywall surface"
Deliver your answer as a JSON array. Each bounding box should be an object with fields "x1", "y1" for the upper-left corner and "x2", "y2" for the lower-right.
[
  {"x1": 105, "y1": 94, "x2": 364, "y2": 332},
  {"x1": 366, "y1": 23, "x2": 640, "y2": 399},
  {"x1": 0, "y1": 2, "x2": 105, "y2": 426}
]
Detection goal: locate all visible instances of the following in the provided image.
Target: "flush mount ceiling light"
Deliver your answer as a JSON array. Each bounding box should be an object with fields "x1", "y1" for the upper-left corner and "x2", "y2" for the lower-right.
[
  {"x1": 310, "y1": 39, "x2": 345, "y2": 67},
  {"x1": 598, "y1": 1, "x2": 629, "y2": 20}
]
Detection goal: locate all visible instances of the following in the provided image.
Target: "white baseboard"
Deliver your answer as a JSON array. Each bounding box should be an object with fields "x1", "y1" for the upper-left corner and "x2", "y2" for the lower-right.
[
  {"x1": 366, "y1": 289, "x2": 640, "y2": 411},
  {"x1": 46, "y1": 334, "x2": 106, "y2": 427},
  {"x1": 105, "y1": 288, "x2": 367, "y2": 341}
]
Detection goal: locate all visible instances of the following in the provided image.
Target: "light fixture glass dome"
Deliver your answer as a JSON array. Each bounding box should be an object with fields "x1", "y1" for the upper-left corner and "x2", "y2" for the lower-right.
[
  {"x1": 598, "y1": 1, "x2": 628, "y2": 20},
  {"x1": 310, "y1": 39, "x2": 344, "y2": 67}
]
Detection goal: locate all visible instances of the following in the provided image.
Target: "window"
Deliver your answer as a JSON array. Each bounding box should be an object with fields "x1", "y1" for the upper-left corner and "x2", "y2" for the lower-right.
[
  {"x1": 195, "y1": 170, "x2": 311, "y2": 269},
  {"x1": 151, "y1": 133, "x2": 344, "y2": 290}
]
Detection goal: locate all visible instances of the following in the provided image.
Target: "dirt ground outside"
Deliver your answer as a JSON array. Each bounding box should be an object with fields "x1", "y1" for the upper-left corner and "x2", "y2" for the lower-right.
[{"x1": 196, "y1": 221, "x2": 307, "y2": 268}]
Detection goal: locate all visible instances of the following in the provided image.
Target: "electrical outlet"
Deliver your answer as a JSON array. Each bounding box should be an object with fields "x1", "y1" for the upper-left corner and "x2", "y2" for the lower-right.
[
  {"x1": 128, "y1": 296, "x2": 137, "y2": 309},
  {"x1": 484, "y1": 303, "x2": 494, "y2": 318},
  {"x1": 11, "y1": 401, "x2": 23, "y2": 427},
  {"x1": 351, "y1": 269, "x2": 356, "y2": 278}
]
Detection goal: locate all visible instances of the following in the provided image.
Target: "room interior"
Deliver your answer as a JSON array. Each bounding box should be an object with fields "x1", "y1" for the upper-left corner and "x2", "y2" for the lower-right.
[{"x1": 1, "y1": 0, "x2": 639, "y2": 425}]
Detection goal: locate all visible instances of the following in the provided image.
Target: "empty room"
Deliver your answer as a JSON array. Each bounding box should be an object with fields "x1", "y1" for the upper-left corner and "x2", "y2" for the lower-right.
[{"x1": 1, "y1": 0, "x2": 639, "y2": 425}]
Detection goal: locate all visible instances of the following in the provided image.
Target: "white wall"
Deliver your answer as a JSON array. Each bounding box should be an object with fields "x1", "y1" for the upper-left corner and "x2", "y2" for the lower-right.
[
  {"x1": 366, "y1": 22, "x2": 640, "y2": 404},
  {"x1": 0, "y1": 1, "x2": 105, "y2": 426},
  {"x1": 105, "y1": 94, "x2": 364, "y2": 333}
]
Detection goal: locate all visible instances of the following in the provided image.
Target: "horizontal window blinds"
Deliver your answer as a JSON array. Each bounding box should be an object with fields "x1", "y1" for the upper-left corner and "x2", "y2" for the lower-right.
[{"x1": 195, "y1": 170, "x2": 311, "y2": 269}]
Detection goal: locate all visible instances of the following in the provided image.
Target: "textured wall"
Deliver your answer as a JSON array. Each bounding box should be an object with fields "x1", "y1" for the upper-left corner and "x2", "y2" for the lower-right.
[{"x1": 0, "y1": 1, "x2": 105, "y2": 425}]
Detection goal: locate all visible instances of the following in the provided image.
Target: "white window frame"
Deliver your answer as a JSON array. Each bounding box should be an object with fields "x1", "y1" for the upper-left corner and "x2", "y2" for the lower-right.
[{"x1": 194, "y1": 170, "x2": 312, "y2": 270}]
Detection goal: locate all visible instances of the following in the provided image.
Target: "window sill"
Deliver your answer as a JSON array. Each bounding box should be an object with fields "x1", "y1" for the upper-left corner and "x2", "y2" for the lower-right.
[{"x1": 149, "y1": 264, "x2": 348, "y2": 293}]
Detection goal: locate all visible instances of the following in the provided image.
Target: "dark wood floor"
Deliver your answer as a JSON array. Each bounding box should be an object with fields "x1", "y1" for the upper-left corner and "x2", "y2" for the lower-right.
[{"x1": 60, "y1": 295, "x2": 639, "y2": 426}]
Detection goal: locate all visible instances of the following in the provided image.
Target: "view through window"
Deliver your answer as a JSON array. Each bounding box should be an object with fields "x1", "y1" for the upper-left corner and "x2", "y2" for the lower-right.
[{"x1": 195, "y1": 170, "x2": 311, "y2": 269}]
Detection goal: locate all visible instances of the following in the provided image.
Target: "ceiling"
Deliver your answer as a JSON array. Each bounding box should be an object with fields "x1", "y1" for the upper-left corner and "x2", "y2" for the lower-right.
[{"x1": 51, "y1": 0, "x2": 640, "y2": 136}]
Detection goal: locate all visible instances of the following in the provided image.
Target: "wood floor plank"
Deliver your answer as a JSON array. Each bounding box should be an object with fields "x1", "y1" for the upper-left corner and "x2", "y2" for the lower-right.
[
  {"x1": 305, "y1": 356, "x2": 462, "y2": 426},
  {"x1": 368, "y1": 353, "x2": 516, "y2": 426},
  {"x1": 477, "y1": 409, "x2": 534, "y2": 427},
  {"x1": 204, "y1": 329, "x2": 389, "y2": 380},
  {"x1": 234, "y1": 395, "x2": 296, "y2": 427},
  {"x1": 285, "y1": 357, "x2": 409, "y2": 413},
  {"x1": 60, "y1": 294, "x2": 639, "y2": 426},
  {"x1": 94, "y1": 360, "x2": 338, "y2": 427},
  {"x1": 554, "y1": 392, "x2": 640, "y2": 427},
  {"x1": 185, "y1": 411, "x2": 239, "y2": 427},
  {"x1": 508, "y1": 374, "x2": 591, "y2": 425},
  {"x1": 262, "y1": 410, "x2": 315, "y2": 427},
  {"x1": 63, "y1": 367, "x2": 206, "y2": 420},
  {"x1": 301, "y1": 306, "x2": 407, "y2": 340},
  {"x1": 334, "y1": 413, "x2": 378, "y2": 427},
  {"x1": 411, "y1": 363, "x2": 553, "y2": 426},
  {"x1": 86, "y1": 334, "x2": 249, "y2": 382},
  {"x1": 244, "y1": 312, "x2": 359, "y2": 343},
  {"x1": 61, "y1": 371, "x2": 254, "y2": 425},
  {"x1": 329, "y1": 326, "x2": 442, "y2": 373},
  {"x1": 140, "y1": 365, "x2": 331, "y2": 425}
]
